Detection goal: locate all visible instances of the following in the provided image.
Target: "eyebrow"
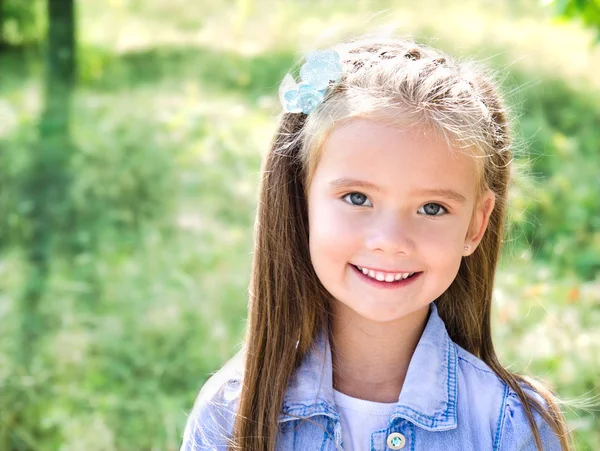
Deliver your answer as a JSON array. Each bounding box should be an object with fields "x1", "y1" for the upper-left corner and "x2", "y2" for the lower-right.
[{"x1": 328, "y1": 177, "x2": 468, "y2": 204}]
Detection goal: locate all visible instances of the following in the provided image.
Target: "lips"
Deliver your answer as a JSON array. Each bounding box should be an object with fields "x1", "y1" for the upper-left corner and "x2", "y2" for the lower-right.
[
  {"x1": 355, "y1": 265, "x2": 416, "y2": 282},
  {"x1": 350, "y1": 264, "x2": 421, "y2": 288}
]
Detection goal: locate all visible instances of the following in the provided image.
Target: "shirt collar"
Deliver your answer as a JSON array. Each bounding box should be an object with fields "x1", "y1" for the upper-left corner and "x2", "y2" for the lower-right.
[{"x1": 279, "y1": 301, "x2": 458, "y2": 431}]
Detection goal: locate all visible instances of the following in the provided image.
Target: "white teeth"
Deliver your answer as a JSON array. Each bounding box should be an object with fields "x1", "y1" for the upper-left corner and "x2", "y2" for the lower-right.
[{"x1": 355, "y1": 265, "x2": 417, "y2": 283}]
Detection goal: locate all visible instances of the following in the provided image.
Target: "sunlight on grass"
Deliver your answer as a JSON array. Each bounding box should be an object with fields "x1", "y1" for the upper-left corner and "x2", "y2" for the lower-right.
[{"x1": 78, "y1": 0, "x2": 600, "y2": 89}]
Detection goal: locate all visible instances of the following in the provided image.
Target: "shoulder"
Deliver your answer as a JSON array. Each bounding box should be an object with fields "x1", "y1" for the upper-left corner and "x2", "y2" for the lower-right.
[
  {"x1": 453, "y1": 345, "x2": 562, "y2": 451},
  {"x1": 452, "y1": 344, "x2": 510, "y2": 434},
  {"x1": 455, "y1": 343, "x2": 500, "y2": 378},
  {"x1": 179, "y1": 349, "x2": 245, "y2": 451},
  {"x1": 496, "y1": 383, "x2": 563, "y2": 451},
  {"x1": 454, "y1": 343, "x2": 508, "y2": 404}
]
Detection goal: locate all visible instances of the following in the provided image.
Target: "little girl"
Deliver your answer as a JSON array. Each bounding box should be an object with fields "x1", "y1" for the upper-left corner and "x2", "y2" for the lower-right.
[{"x1": 180, "y1": 36, "x2": 573, "y2": 451}]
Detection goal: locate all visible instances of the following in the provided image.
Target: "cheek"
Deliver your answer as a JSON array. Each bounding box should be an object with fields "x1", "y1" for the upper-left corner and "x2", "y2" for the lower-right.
[
  {"x1": 414, "y1": 222, "x2": 468, "y2": 267},
  {"x1": 416, "y1": 224, "x2": 464, "y2": 249},
  {"x1": 308, "y1": 200, "x2": 357, "y2": 267}
]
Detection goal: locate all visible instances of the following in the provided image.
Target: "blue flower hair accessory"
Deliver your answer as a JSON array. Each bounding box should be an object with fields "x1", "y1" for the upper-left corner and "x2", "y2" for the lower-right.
[{"x1": 278, "y1": 49, "x2": 343, "y2": 115}]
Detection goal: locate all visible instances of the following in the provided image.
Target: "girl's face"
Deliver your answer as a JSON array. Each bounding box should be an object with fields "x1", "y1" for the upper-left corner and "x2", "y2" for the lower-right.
[{"x1": 307, "y1": 119, "x2": 495, "y2": 323}]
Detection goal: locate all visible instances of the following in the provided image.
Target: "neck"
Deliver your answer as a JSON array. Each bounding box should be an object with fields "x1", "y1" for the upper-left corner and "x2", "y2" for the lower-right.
[{"x1": 328, "y1": 302, "x2": 430, "y2": 403}]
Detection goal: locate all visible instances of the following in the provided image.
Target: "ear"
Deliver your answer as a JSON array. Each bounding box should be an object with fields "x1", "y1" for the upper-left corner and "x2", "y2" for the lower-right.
[{"x1": 464, "y1": 189, "x2": 496, "y2": 256}]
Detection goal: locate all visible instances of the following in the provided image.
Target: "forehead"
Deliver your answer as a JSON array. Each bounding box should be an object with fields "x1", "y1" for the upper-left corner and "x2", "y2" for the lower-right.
[{"x1": 313, "y1": 119, "x2": 479, "y2": 196}]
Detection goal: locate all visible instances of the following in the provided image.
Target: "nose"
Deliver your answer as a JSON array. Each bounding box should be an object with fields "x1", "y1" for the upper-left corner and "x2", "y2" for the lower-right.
[{"x1": 364, "y1": 212, "x2": 415, "y2": 256}]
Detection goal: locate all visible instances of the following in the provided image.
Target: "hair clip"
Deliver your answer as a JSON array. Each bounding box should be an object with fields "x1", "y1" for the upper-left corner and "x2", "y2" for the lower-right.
[{"x1": 278, "y1": 49, "x2": 343, "y2": 115}]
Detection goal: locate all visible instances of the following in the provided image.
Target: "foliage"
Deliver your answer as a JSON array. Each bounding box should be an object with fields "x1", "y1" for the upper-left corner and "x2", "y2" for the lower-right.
[
  {"x1": 550, "y1": 0, "x2": 600, "y2": 40},
  {"x1": 505, "y1": 74, "x2": 600, "y2": 280},
  {"x1": 0, "y1": 0, "x2": 45, "y2": 47}
]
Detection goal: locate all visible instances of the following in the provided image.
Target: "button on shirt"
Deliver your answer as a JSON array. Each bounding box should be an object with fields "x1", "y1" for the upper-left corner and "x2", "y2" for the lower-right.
[
  {"x1": 333, "y1": 388, "x2": 398, "y2": 450},
  {"x1": 180, "y1": 302, "x2": 561, "y2": 451}
]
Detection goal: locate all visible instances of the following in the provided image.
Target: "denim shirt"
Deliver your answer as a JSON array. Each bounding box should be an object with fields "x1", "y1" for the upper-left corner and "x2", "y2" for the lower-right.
[{"x1": 180, "y1": 302, "x2": 561, "y2": 450}]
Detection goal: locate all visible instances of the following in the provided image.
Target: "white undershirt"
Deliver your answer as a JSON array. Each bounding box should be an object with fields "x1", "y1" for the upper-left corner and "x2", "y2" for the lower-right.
[{"x1": 333, "y1": 389, "x2": 397, "y2": 451}]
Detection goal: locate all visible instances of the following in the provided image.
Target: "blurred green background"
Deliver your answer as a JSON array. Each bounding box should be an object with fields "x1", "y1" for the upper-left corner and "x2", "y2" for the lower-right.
[{"x1": 0, "y1": 0, "x2": 599, "y2": 449}]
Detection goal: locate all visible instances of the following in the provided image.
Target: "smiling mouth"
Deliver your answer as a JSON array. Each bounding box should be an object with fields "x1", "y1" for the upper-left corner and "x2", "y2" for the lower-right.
[{"x1": 351, "y1": 264, "x2": 421, "y2": 285}]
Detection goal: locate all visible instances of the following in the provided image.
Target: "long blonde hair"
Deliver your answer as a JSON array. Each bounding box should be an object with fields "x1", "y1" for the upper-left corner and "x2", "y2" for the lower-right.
[{"x1": 230, "y1": 36, "x2": 573, "y2": 451}]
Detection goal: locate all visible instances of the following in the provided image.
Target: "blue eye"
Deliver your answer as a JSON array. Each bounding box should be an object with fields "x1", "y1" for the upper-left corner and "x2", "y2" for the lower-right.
[
  {"x1": 343, "y1": 192, "x2": 373, "y2": 207},
  {"x1": 418, "y1": 203, "x2": 447, "y2": 216}
]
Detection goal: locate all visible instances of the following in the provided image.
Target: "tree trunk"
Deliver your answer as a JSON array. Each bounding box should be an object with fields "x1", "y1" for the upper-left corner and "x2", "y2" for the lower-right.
[
  {"x1": 19, "y1": 0, "x2": 76, "y2": 370},
  {"x1": 6, "y1": 2, "x2": 76, "y2": 449},
  {"x1": 0, "y1": 0, "x2": 5, "y2": 50}
]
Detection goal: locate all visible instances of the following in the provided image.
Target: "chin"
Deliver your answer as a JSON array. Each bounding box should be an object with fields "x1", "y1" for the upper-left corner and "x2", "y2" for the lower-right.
[{"x1": 341, "y1": 299, "x2": 423, "y2": 324}]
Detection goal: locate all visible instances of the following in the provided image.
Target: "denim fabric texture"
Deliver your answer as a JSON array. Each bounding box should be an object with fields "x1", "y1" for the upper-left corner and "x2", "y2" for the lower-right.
[{"x1": 180, "y1": 302, "x2": 561, "y2": 450}]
